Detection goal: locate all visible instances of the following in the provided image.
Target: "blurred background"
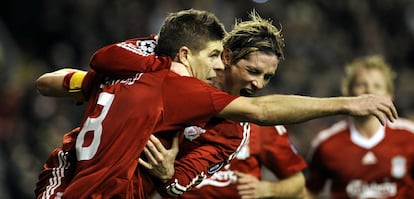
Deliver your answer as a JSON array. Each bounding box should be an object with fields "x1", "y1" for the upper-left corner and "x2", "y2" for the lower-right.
[{"x1": 1, "y1": 0, "x2": 414, "y2": 198}]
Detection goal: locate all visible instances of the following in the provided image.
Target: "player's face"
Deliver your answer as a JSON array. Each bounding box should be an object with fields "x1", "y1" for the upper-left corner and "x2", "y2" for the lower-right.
[
  {"x1": 225, "y1": 51, "x2": 279, "y2": 96},
  {"x1": 349, "y1": 68, "x2": 390, "y2": 97},
  {"x1": 187, "y1": 40, "x2": 224, "y2": 84}
]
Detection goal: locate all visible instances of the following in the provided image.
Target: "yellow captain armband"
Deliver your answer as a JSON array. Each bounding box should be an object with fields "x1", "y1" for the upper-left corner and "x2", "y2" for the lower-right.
[{"x1": 68, "y1": 71, "x2": 86, "y2": 93}]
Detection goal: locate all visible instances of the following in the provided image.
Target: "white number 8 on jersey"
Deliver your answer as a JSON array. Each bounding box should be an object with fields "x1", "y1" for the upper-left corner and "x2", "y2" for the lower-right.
[{"x1": 76, "y1": 92, "x2": 114, "y2": 160}]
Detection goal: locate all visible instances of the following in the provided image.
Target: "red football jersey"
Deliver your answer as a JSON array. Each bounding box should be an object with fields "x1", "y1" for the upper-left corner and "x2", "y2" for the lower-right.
[
  {"x1": 141, "y1": 119, "x2": 249, "y2": 197},
  {"x1": 36, "y1": 35, "x2": 170, "y2": 198},
  {"x1": 61, "y1": 40, "x2": 238, "y2": 198},
  {"x1": 36, "y1": 117, "x2": 248, "y2": 198},
  {"x1": 307, "y1": 119, "x2": 414, "y2": 199},
  {"x1": 180, "y1": 124, "x2": 307, "y2": 199},
  {"x1": 35, "y1": 36, "x2": 240, "y2": 199}
]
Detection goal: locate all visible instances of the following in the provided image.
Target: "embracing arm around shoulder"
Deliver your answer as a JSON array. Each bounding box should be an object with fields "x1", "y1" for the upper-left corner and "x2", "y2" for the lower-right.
[
  {"x1": 217, "y1": 94, "x2": 398, "y2": 126},
  {"x1": 36, "y1": 68, "x2": 87, "y2": 101}
]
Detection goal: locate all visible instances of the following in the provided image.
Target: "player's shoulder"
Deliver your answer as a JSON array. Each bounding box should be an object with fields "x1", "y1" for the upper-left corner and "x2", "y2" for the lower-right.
[
  {"x1": 311, "y1": 120, "x2": 349, "y2": 148},
  {"x1": 166, "y1": 73, "x2": 205, "y2": 84},
  {"x1": 387, "y1": 118, "x2": 414, "y2": 133}
]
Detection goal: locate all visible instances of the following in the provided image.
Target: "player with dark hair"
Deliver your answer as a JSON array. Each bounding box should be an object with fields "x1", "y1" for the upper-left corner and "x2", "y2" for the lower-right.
[{"x1": 35, "y1": 9, "x2": 397, "y2": 199}]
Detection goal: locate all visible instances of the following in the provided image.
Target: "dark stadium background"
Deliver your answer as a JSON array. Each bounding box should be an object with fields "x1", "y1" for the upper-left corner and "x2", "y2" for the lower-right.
[{"x1": 1, "y1": 0, "x2": 413, "y2": 198}]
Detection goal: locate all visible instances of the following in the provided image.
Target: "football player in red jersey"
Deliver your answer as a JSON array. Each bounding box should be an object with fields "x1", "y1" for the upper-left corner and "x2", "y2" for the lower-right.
[
  {"x1": 35, "y1": 8, "x2": 398, "y2": 199},
  {"x1": 306, "y1": 55, "x2": 414, "y2": 199},
  {"x1": 140, "y1": 11, "x2": 307, "y2": 199},
  {"x1": 35, "y1": 9, "x2": 230, "y2": 198}
]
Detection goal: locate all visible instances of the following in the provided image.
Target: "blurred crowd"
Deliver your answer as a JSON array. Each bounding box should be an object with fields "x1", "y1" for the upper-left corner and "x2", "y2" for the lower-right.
[{"x1": 1, "y1": 0, "x2": 414, "y2": 198}]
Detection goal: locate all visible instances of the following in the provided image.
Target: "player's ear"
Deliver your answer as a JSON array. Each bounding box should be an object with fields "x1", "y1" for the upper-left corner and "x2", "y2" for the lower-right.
[
  {"x1": 176, "y1": 46, "x2": 191, "y2": 67},
  {"x1": 222, "y1": 48, "x2": 232, "y2": 66}
]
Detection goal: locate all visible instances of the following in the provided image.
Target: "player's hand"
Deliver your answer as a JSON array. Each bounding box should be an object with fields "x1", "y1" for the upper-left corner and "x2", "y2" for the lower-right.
[
  {"x1": 235, "y1": 171, "x2": 266, "y2": 199},
  {"x1": 345, "y1": 94, "x2": 398, "y2": 125},
  {"x1": 139, "y1": 133, "x2": 180, "y2": 183}
]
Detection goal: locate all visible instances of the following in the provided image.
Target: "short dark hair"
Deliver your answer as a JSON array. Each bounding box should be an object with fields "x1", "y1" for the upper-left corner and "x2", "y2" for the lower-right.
[{"x1": 156, "y1": 9, "x2": 227, "y2": 57}]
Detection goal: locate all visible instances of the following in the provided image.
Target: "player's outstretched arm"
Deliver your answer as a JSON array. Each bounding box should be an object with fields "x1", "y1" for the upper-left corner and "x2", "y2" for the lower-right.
[
  {"x1": 217, "y1": 94, "x2": 398, "y2": 126},
  {"x1": 36, "y1": 68, "x2": 86, "y2": 101}
]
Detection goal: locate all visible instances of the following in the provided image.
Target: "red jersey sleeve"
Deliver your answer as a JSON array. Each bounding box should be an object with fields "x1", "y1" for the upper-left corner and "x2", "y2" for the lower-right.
[
  {"x1": 75, "y1": 69, "x2": 104, "y2": 102},
  {"x1": 157, "y1": 119, "x2": 249, "y2": 197},
  {"x1": 89, "y1": 35, "x2": 171, "y2": 77},
  {"x1": 255, "y1": 125, "x2": 307, "y2": 179}
]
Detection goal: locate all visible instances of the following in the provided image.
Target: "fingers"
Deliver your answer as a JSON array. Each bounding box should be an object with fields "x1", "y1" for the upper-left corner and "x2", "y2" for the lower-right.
[
  {"x1": 235, "y1": 171, "x2": 259, "y2": 199},
  {"x1": 380, "y1": 99, "x2": 397, "y2": 123},
  {"x1": 138, "y1": 158, "x2": 152, "y2": 170},
  {"x1": 366, "y1": 95, "x2": 398, "y2": 125},
  {"x1": 374, "y1": 113, "x2": 386, "y2": 126},
  {"x1": 235, "y1": 171, "x2": 257, "y2": 184},
  {"x1": 234, "y1": 171, "x2": 247, "y2": 179},
  {"x1": 143, "y1": 145, "x2": 159, "y2": 166},
  {"x1": 149, "y1": 134, "x2": 167, "y2": 153},
  {"x1": 237, "y1": 183, "x2": 256, "y2": 199},
  {"x1": 148, "y1": 135, "x2": 169, "y2": 162},
  {"x1": 378, "y1": 99, "x2": 398, "y2": 124},
  {"x1": 387, "y1": 101, "x2": 398, "y2": 121},
  {"x1": 238, "y1": 189, "x2": 255, "y2": 199}
]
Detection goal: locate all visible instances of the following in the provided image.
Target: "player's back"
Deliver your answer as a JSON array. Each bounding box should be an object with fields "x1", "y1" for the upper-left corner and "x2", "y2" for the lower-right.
[
  {"x1": 63, "y1": 69, "x2": 237, "y2": 198},
  {"x1": 63, "y1": 70, "x2": 168, "y2": 198}
]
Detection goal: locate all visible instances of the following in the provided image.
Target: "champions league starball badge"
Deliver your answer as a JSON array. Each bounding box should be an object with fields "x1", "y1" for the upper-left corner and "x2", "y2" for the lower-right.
[
  {"x1": 137, "y1": 39, "x2": 156, "y2": 54},
  {"x1": 391, "y1": 155, "x2": 406, "y2": 179}
]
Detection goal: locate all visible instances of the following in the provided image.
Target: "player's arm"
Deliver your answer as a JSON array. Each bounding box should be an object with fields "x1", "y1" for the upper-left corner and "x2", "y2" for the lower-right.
[
  {"x1": 157, "y1": 144, "x2": 227, "y2": 197},
  {"x1": 90, "y1": 38, "x2": 190, "y2": 77},
  {"x1": 217, "y1": 94, "x2": 398, "y2": 126},
  {"x1": 36, "y1": 68, "x2": 86, "y2": 101},
  {"x1": 140, "y1": 122, "x2": 246, "y2": 197},
  {"x1": 89, "y1": 37, "x2": 172, "y2": 77},
  {"x1": 142, "y1": 140, "x2": 242, "y2": 197},
  {"x1": 163, "y1": 122, "x2": 247, "y2": 197},
  {"x1": 236, "y1": 171, "x2": 306, "y2": 199}
]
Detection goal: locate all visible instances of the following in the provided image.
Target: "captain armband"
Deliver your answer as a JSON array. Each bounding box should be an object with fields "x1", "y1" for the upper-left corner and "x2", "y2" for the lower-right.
[{"x1": 63, "y1": 71, "x2": 86, "y2": 93}]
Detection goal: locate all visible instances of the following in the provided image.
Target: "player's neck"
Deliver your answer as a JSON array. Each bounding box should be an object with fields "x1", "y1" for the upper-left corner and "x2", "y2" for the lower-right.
[
  {"x1": 170, "y1": 62, "x2": 191, "y2": 76},
  {"x1": 352, "y1": 116, "x2": 383, "y2": 138}
]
